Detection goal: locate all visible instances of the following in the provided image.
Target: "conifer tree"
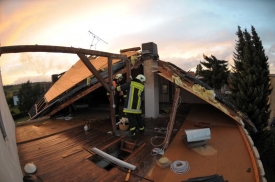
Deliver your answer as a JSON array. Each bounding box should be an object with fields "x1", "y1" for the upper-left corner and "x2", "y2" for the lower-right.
[
  {"x1": 229, "y1": 26, "x2": 275, "y2": 175},
  {"x1": 230, "y1": 26, "x2": 245, "y2": 102},
  {"x1": 198, "y1": 54, "x2": 229, "y2": 91},
  {"x1": 230, "y1": 26, "x2": 272, "y2": 132},
  {"x1": 195, "y1": 64, "x2": 203, "y2": 76}
]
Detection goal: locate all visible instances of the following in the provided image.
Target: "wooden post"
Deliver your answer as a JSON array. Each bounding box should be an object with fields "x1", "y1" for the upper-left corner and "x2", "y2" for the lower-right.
[
  {"x1": 108, "y1": 57, "x2": 117, "y2": 134},
  {"x1": 126, "y1": 58, "x2": 131, "y2": 82},
  {"x1": 162, "y1": 86, "x2": 181, "y2": 149}
]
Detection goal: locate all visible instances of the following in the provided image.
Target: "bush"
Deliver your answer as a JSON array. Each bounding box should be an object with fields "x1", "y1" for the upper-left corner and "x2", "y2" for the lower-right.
[{"x1": 12, "y1": 112, "x2": 29, "y2": 120}]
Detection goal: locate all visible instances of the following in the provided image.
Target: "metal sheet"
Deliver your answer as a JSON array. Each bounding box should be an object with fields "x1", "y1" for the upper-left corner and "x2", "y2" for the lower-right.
[{"x1": 185, "y1": 128, "x2": 211, "y2": 142}]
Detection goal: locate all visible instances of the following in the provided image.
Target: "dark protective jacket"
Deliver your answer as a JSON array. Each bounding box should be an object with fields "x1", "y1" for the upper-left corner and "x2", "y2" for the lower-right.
[
  {"x1": 118, "y1": 78, "x2": 144, "y2": 114},
  {"x1": 107, "y1": 79, "x2": 123, "y2": 103}
]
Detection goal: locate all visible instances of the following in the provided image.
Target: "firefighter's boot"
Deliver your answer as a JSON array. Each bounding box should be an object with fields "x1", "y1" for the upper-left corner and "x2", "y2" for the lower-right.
[
  {"x1": 129, "y1": 128, "x2": 137, "y2": 139},
  {"x1": 139, "y1": 127, "x2": 145, "y2": 136}
]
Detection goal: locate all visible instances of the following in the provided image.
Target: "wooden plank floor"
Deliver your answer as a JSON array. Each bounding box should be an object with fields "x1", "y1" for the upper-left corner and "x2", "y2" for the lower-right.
[{"x1": 17, "y1": 105, "x2": 189, "y2": 182}]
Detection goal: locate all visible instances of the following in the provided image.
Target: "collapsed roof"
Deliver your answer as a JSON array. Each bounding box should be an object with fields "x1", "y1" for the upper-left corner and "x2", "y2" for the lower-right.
[
  {"x1": 156, "y1": 60, "x2": 257, "y2": 132},
  {"x1": 28, "y1": 51, "x2": 140, "y2": 119},
  {"x1": 0, "y1": 44, "x2": 257, "y2": 132},
  {"x1": 26, "y1": 49, "x2": 257, "y2": 132}
]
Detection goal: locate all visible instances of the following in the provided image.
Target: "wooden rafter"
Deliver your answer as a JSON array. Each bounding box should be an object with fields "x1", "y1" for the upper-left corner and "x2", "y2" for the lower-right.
[
  {"x1": 47, "y1": 61, "x2": 142, "y2": 117},
  {"x1": 77, "y1": 53, "x2": 111, "y2": 92}
]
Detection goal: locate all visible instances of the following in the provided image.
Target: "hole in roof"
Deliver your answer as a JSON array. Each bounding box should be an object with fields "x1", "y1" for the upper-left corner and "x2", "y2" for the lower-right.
[{"x1": 88, "y1": 140, "x2": 138, "y2": 171}]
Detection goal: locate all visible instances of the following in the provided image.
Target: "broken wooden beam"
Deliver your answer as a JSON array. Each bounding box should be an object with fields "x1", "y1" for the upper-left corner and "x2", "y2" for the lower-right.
[
  {"x1": 120, "y1": 47, "x2": 141, "y2": 53},
  {"x1": 162, "y1": 86, "x2": 181, "y2": 149}
]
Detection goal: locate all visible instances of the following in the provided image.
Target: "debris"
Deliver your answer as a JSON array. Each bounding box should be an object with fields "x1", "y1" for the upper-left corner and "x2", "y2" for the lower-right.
[
  {"x1": 172, "y1": 75, "x2": 187, "y2": 87},
  {"x1": 194, "y1": 122, "x2": 214, "y2": 128},
  {"x1": 65, "y1": 116, "x2": 73, "y2": 120},
  {"x1": 125, "y1": 169, "x2": 131, "y2": 181},
  {"x1": 84, "y1": 120, "x2": 91, "y2": 131},
  {"x1": 156, "y1": 157, "x2": 172, "y2": 168},
  {"x1": 170, "y1": 160, "x2": 190, "y2": 174},
  {"x1": 151, "y1": 148, "x2": 164, "y2": 156}
]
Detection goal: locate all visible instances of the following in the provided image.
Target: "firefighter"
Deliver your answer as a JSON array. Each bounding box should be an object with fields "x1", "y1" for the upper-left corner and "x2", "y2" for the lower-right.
[
  {"x1": 107, "y1": 74, "x2": 124, "y2": 128},
  {"x1": 116, "y1": 74, "x2": 146, "y2": 138}
]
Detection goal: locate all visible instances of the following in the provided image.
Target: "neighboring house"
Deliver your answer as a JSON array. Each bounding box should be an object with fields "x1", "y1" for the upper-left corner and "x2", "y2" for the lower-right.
[
  {"x1": 0, "y1": 72, "x2": 23, "y2": 182},
  {"x1": 13, "y1": 91, "x2": 19, "y2": 106}
]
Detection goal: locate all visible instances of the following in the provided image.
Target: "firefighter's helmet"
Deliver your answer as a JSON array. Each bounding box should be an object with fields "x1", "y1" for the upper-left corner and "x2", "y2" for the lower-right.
[
  {"x1": 115, "y1": 74, "x2": 123, "y2": 79},
  {"x1": 136, "y1": 74, "x2": 146, "y2": 83}
]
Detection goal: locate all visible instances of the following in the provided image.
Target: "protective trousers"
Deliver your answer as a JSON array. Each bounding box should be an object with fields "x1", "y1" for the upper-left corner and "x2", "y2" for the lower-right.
[{"x1": 127, "y1": 113, "x2": 145, "y2": 135}]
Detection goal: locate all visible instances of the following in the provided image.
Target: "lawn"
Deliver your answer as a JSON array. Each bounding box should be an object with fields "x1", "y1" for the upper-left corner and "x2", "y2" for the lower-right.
[
  {"x1": 9, "y1": 106, "x2": 20, "y2": 115},
  {"x1": 14, "y1": 116, "x2": 30, "y2": 123}
]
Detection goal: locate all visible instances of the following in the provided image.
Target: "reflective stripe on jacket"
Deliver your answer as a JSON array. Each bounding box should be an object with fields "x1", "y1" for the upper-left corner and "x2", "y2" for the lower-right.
[{"x1": 118, "y1": 79, "x2": 144, "y2": 114}]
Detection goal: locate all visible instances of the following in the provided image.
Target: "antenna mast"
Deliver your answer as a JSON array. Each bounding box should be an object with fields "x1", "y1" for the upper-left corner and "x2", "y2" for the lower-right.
[{"x1": 88, "y1": 30, "x2": 108, "y2": 49}]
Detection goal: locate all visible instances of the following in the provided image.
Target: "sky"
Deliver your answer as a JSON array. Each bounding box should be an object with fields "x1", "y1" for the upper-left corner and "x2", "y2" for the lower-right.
[{"x1": 1, "y1": 0, "x2": 275, "y2": 85}]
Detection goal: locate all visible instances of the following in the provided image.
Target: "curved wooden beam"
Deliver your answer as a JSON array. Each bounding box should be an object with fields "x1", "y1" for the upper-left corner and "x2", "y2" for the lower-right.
[{"x1": 0, "y1": 45, "x2": 127, "y2": 59}]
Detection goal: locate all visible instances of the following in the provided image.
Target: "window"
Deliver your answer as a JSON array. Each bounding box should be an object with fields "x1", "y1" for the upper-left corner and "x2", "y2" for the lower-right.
[{"x1": 162, "y1": 84, "x2": 168, "y2": 94}]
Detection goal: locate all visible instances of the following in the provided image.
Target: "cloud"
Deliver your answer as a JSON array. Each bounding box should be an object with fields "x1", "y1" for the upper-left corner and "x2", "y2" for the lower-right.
[
  {"x1": 1, "y1": 52, "x2": 78, "y2": 85},
  {"x1": 268, "y1": 44, "x2": 275, "y2": 73},
  {"x1": 12, "y1": 75, "x2": 52, "y2": 85},
  {"x1": 1, "y1": 0, "x2": 275, "y2": 85}
]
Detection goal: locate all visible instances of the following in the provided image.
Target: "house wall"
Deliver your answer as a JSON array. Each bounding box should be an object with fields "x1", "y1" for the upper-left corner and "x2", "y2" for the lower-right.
[
  {"x1": 144, "y1": 59, "x2": 159, "y2": 118},
  {"x1": 158, "y1": 77, "x2": 207, "y2": 104},
  {"x1": 0, "y1": 73, "x2": 23, "y2": 182},
  {"x1": 13, "y1": 95, "x2": 19, "y2": 106},
  {"x1": 159, "y1": 77, "x2": 170, "y2": 103},
  {"x1": 180, "y1": 89, "x2": 207, "y2": 104}
]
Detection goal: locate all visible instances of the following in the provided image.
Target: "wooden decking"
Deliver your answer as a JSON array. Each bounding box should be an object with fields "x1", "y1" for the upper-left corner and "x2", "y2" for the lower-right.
[
  {"x1": 17, "y1": 104, "x2": 257, "y2": 182},
  {"x1": 17, "y1": 105, "x2": 188, "y2": 182}
]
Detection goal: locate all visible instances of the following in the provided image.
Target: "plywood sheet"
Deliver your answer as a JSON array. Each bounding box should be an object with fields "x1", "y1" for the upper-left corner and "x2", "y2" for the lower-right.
[
  {"x1": 45, "y1": 51, "x2": 138, "y2": 102},
  {"x1": 145, "y1": 105, "x2": 256, "y2": 182}
]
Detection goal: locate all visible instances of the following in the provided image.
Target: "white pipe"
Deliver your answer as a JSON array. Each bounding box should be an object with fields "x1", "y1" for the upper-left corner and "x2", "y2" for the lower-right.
[{"x1": 91, "y1": 147, "x2": 136, "y2": 170}]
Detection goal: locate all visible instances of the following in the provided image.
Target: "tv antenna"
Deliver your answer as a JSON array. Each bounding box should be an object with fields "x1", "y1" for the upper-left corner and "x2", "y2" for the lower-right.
[{"x1": 88, "y1": 30, "x2": 108, "y2": 49}]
